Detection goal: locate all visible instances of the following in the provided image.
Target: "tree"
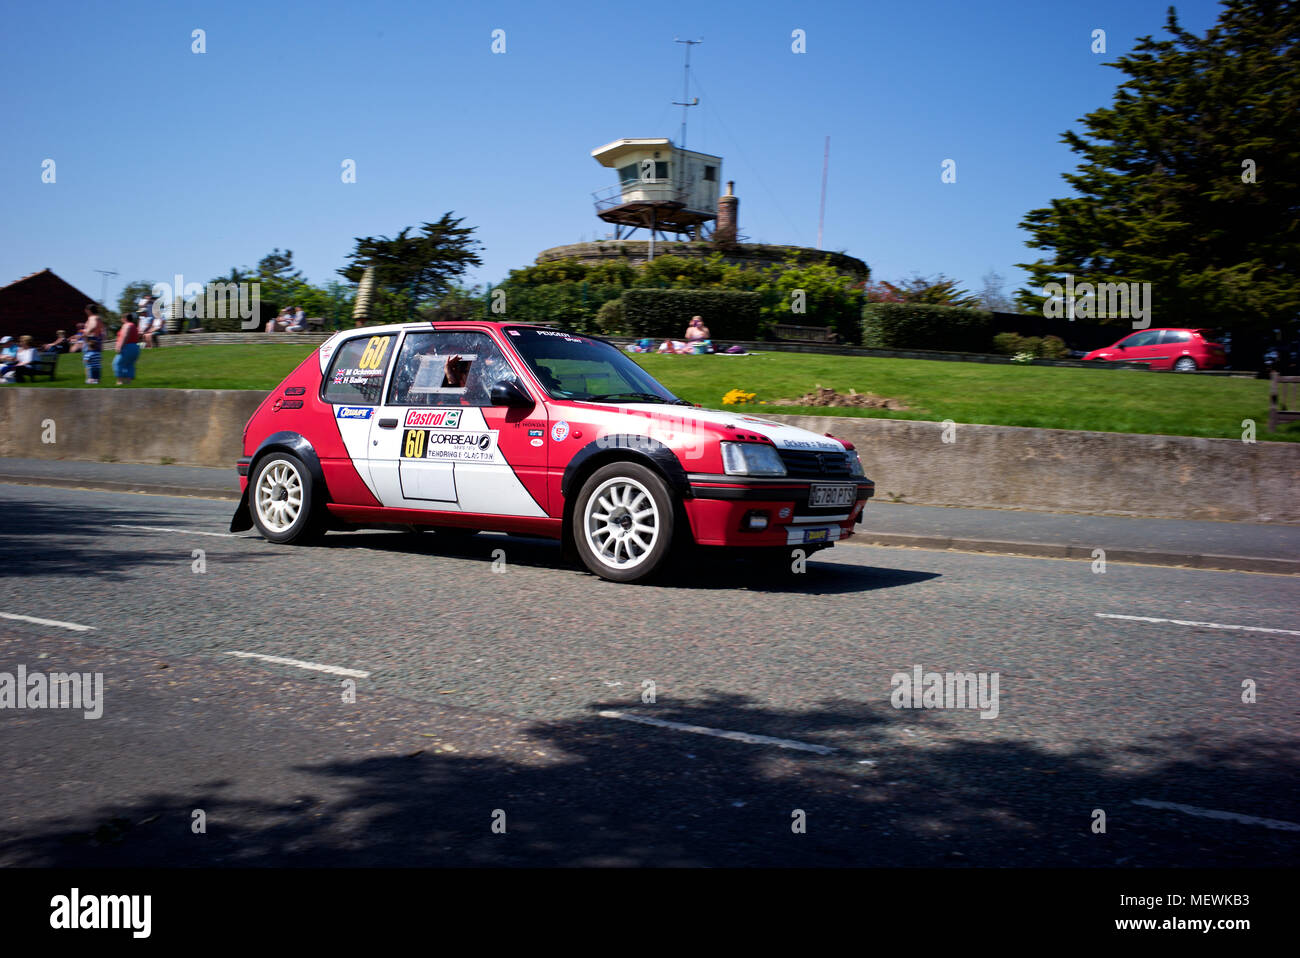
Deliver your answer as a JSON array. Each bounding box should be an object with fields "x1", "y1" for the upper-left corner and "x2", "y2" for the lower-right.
[
  {"x1": 1018, "y1": 1, "x2": 1300, "y2": 369},
  {"x1": 977, "y1": 270, "x2": 1016, "y2": 313},
  {"x1": 338, "y1": 213, "x2": 483, "y2": 319},
  {"x1": 865, "y1": 274, "x2": 979, "y2": 307},
  {"x1": 117, "y1": 281, "x2": 156, "y2": 318}
]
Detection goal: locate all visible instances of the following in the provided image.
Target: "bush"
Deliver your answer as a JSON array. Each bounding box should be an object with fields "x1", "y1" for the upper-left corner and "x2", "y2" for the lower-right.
[
  {"x1": 862, "y1": 303, "x2": 992, "y2": 352},
  {"x1": 992, "y1": 332, "x2": 1027, "y2": 355},
  {"x1": 993, "y1": 332, "x2": 1071, "y2": 360},
  {"x1": 622, "y1": 289, "x2": 762, "y2": 340},
  {"x1": 1038, "y1": 334, "x2": 1070, "y2": 360},
  {"x1": 595, "y1": 298, "x2": 626, "y2": 334}
]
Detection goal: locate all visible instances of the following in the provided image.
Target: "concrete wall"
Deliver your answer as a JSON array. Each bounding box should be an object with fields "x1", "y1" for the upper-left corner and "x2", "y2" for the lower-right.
[
  {"x1": 0, "y1": 389, "x2": 266, "y2": 469},
  {"x1": 2, "y1": 389, "x2": 1296, "y2": 522},
  {"x1": 766, "y1": 415, "x2": 1300, "y2": 523}
]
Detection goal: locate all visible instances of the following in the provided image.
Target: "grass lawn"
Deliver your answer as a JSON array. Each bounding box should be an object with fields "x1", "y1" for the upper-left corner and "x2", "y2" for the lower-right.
[{"x1": 19, "y1": 343, "x2": 1296, "y2": 442}]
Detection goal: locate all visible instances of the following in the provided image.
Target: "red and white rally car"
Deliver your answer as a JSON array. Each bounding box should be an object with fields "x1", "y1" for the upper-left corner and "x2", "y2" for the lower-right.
[{"x1": 231, "y1": 321, "x2": 874, "y2": 582}]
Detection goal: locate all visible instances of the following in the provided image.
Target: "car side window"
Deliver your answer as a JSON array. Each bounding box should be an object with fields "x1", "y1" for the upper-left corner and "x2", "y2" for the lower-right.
[
  {"x1": 321, "y1": 334, "x2": 395, "y2": 404},
  {"x1": 388, "y1": 331, "x2": 518, "y2": 407},
  {"x1": 1122, "y1": 331, "x2": 1158, "y2": 347},
  {"x1": 1161, "y1": 330, "x2": 1191, "y2": 344}
]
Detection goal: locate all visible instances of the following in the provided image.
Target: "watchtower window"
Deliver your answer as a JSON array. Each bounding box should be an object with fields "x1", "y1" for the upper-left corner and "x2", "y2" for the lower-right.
[
  {"x1": 618, "y1": 163, "x2": 638, "y2": 185},
  {"x1": 703, "y1": 165, "x2": 717, "y2": 182}
]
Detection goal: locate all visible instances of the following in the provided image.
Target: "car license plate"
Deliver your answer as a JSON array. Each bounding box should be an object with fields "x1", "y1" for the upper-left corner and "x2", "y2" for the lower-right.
[
  {"x1": 809, "y1": 483, "x2": 856, "y2": 508},
  {"x1": 804, "y1": 528, "x2": 830, "y2": 543}
]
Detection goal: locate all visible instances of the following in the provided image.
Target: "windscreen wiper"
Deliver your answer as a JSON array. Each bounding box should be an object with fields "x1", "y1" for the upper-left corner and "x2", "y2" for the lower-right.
[{"x1": 585, "y1": 392, "x2": 673, "y2": 403}]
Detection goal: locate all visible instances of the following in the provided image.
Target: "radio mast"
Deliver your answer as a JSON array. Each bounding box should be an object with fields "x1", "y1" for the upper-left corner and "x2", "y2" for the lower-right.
[{"x1": 672, "y1": 38, "x2": 701, "y2": 148}]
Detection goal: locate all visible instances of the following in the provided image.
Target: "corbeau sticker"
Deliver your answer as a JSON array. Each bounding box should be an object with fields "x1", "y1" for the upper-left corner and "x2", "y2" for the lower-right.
[
  {"x1": 404, "y1": 408, "x2": 462, "y2": 428},
  {"x1": 336, "y1": 406, "x2": 373, "y2": 419},
  {"x1": 530, "y1": 438, "x2": 544, "y2": 447},
  {"x1": 551, "y1": 421, "x2": 570, "y2": 442},
  {"x1": 402, "y1": 428, "x2": 497, "y2": 462},
  {"x1": 527, "y1": 429, "x2": 544, "y2": 437}
]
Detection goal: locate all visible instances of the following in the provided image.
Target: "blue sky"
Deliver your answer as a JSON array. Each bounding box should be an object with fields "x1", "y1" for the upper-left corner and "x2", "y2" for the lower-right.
[{"x1": 1, "y1": 0, "x2": 1224, "y2": 307}]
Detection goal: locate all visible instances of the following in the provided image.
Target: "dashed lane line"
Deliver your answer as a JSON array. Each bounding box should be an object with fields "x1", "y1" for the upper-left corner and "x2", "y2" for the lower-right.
[
  {"x1": 223, "y1": 651, "x2": 370, "y2": 678},
  {"x1": 599, "y1": 710, "x2": 836, "y2": 755},
  {"x1": 1133, "y1": 799, "x2": 1300, "y2": 832},
  {"x1": 1097, "y1": 613, "x2": 1300, "y2": 637},
  {"x1": 0, "y1": 612, "x2": 96, "y2": 632},
  {"x1": 111, "y1": 524, "x2": 255, "y2": 539}
]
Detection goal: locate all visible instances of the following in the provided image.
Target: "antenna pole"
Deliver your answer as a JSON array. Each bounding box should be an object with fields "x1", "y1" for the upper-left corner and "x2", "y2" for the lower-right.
[
  {"x1": 94, "y1": 269, "x2": 119, "y2": 310},
  {"x1": 672, "y1": 38, "x2": 702, "y2": 147},
  {"x1": 817, "y1": 136, "x2": 830, "y2": 250}
]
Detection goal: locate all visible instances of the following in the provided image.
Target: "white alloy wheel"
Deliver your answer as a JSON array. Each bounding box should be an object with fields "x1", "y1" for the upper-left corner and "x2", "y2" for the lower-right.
[
  {"x1": 583, "y1": 476, "x2": 661, "y2": 572},
  {"x1": 252, "y1": 456, "x2": 313, "y2": 542}
]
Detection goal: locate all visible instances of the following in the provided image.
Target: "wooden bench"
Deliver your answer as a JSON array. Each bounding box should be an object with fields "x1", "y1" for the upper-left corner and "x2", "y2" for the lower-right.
[
  {"x1": 772, "y1": 323, "x2": 838, "y2": 343},
  {"x1": 15, "y1": 350, "x2": 59, "y2": 382},
  {"x1": 1269, "y1": 372, "x2": 1300, "y2": 430},
  {"x1": 306, "y1": 316, "x2": 326, "y2": 332}
]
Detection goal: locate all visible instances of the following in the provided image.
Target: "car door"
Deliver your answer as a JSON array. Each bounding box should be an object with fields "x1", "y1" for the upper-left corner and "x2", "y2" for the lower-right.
[
  {"x1": 1109, "y1": 329, "x2": 1162, "y2": 364},
  {"x1": 368, "y1": 328, "x2": 548, "y2": 518},
  {"x1": 319, "y1": 329, "x2": 399, "y2": 500}
]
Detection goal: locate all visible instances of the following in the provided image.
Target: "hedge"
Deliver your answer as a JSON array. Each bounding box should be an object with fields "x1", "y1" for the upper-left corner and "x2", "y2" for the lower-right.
[
  {"x1": 621, "y1": 289, "x2": 762, "y2": 340},
  {"x1": 861, "y1": 302, "x2": 992, "y2": 352}
]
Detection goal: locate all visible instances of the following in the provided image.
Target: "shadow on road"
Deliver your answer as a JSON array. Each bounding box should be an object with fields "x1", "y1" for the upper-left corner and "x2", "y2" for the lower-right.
[
  {"x1": 2, "y1": 691, "x2": 1295, "y2": 867},
  {"x1": 0, "y1": 495, "x2": 271, "y2": 581},
  {"x1": 310, "y1": 529, "x2": 941, "y2": 595}
]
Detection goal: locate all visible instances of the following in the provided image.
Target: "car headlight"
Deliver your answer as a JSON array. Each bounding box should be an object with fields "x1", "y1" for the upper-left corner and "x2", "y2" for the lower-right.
[
  {"x1": 720, "y1": 442, "x2": 786, "y2": 477},
  {"x1": 848, "y1": 451, "x2": 865, "y2": 477}
]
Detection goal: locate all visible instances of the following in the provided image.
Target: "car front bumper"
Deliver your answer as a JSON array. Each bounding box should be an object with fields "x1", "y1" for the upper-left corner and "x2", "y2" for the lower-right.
[{"x1": 684, "y1": 475, "x2": 875, "y2": 547}]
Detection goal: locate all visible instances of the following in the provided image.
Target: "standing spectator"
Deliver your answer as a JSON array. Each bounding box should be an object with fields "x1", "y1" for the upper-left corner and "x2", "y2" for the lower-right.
[
  {"x1": 1, "y1": 336, "x2": 38, "y2": 383},
  {"x1": 113, "y1": 315, "x2": 142, "y2": 387},
  {"x1": 113, "y1": 312, "x2": 142, "y2": 385},
  {"x1": 82, "y1": 304, "x2": 104, "y2": 384}
]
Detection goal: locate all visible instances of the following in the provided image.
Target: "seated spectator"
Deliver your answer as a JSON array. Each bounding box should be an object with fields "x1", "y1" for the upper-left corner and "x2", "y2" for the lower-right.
[
  {"x1": 685, "y1": 316, "x2": 710, "y2": 341},
  {"x1": 287, "y1": 306, "x2": 306, "y2": 331},
  {"x1": 44, "y1": 330, "x2": 72, "y2": 353},
  {"x1": 1, "y1": 336, "x2": 38, "y2": 383},
  {"x1": 265, "y1": 308, "x2": 293, "y2": 332},
  {"x1": 141, "y1": 298, "x2": 166, "y2": 347},
  {"x1": 68, "y1": 323, "x2": 86, "y2": 353},
  {"x1": 0, "y1": 336, "x2": 16, "y2": 363}
]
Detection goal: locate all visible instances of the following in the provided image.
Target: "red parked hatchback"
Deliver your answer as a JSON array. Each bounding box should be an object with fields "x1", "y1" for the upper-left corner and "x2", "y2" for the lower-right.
[{"x1": 1082, "y1": 328, "x2": 1227, "y2": 371}]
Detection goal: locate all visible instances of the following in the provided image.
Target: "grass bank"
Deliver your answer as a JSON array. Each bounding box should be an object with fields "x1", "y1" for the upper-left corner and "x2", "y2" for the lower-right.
[{"x1": 20, "y1": 343, "x2": 1294, "y2": 442}]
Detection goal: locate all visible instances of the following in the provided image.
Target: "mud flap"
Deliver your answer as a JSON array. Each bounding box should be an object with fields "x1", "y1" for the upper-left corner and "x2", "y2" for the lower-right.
[{"x1": 230, "y1": 488, "x2": 253, "y2": 532}]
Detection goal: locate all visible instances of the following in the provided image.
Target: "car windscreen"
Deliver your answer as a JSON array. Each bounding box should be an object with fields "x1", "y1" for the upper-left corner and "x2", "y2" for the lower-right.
[{"x1": 503, "y1": 326, "x2": 680, "y2": 403}]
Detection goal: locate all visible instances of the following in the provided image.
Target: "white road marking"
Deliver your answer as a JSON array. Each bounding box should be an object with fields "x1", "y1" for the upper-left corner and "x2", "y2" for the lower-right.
[
  {"x1": 1096, "y1": 613, "x2": 1300, "y2": 637},
  {"x1": 0, "y1": 612, "x2": 96, "y2": 632},
  {"x1": 112, "y1": 524, "x2": 253, "y2": 539},
  {"x1": 598, "y1": 710, "x2": 836, "y2": 755},
  {"x1": 224, "y1": 651, "x2": 370, "y2": 678},
  {"x1": 1133, "y1": 799, "x2": 1300, "y2": 832}
]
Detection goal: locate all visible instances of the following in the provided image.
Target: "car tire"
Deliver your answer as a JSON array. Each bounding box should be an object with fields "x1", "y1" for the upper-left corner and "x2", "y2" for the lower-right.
[
  {"x1": 249, "y1": 452, "x2": 321, "y2": 544},
  {"x1": 1173, "y1": 357, "x2": 1198, "y2": 372},
  {"x1": 573, "y1": 461, "x2": 676, "y2": 583}
]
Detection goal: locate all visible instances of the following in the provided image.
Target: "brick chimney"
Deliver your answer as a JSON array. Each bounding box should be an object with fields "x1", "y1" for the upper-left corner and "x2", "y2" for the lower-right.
[{"x1": 715, "y1": 180, "x2": 738, "y2": 244}]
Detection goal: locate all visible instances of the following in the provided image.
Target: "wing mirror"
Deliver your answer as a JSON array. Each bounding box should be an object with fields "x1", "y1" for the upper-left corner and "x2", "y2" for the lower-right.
[{"x1": 490, "y1": 379, "x2": 534, "y2": 408}]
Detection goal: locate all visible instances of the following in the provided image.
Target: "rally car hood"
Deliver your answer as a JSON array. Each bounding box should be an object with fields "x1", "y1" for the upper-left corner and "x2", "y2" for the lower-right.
[{"x1": 578, "y1": 402, "x2": 848, "y2": 452}]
